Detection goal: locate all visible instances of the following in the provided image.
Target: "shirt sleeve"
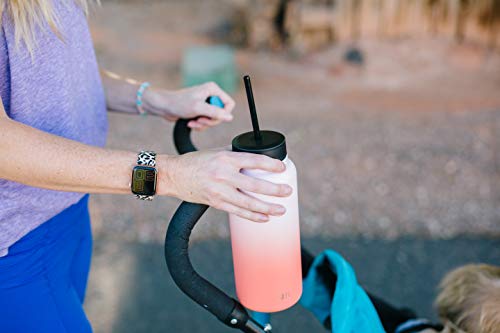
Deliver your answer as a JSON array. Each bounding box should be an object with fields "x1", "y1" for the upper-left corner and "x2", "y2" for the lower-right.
[{"x1": 0, "y1": 21, "x2": 11, "y2": 115}]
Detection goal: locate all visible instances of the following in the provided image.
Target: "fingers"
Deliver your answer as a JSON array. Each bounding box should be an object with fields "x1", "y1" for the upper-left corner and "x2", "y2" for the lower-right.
[
  {"x1": 228, "y1": 190, "x2": 286, "y2": 216},
  {"x1": 231, "y1": 174, "x2": 292, "y2": 197},
  {"x1": 187, "y1": 121, "x2": 208, "y2": 131},
  {"x1": 231, "y1": 152, "x2": 286, "y2": 173},
  {"x1": 188, "y1": 117, "x2": 222, "y2": 130},
  {"x1": 196, "y1": 117, "x2": 221, "y2": 127},
  {"x1": 199, "y1": 151, "x2": 291, "y2": 222},
  {"x1": 217, "y1": 189, "x2": 286, "y2": 222},
  {"x1": 217, "y1": 202, "x2": 270, "y2": 222},
  {"x1": 203, "y1": 81, "x2": 236, "y2": 114},
  {"x1": 186, "y1": 82, "x2": 235, "y2": 124},
  {"x1": 197, "y1": 103, "x2": 233, "y2": 122}
]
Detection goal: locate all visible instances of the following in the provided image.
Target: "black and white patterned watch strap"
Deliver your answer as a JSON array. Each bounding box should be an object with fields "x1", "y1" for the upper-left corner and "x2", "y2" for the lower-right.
[
  {"x1": 136, "y1": 194, "x2": 154, "y2": 201},
  {"x1": 137, "y1": 150, "x2": 157, "y2": 167},
  {"x1": 136, "y1": 151, "x2": 156, "y2": 201}
]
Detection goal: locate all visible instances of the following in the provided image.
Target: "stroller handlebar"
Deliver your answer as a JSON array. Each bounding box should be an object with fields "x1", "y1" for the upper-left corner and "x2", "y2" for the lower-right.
[
  {"x1": 165, "y1": 118, "x2": 268, "y2": 333},
  {"x1": 166, "y1": 113, "x2": 423, "y2": 333},
  {"x1": 173, "y1": 118, "x2": 197, "y2": 154}
]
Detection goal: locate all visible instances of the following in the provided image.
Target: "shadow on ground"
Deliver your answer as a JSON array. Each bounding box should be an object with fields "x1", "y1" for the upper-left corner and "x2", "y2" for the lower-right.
[{"x1": 85, "y1": 236, "x2": 499, "y2": 333}]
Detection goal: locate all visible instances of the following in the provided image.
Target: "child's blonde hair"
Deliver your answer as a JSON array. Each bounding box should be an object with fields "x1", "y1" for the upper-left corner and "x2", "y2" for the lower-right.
[
  {"x1": 0, "y1": 0, "x2": 96, "y2": 53},
  {"x1": 435, "y1": 264, "x2": 500, "y2": 333}
]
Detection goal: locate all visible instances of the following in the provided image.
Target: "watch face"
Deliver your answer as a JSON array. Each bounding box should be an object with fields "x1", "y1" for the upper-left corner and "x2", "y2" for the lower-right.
[{"x1": 131, "y1": 166, "x2": 157, "y2": 196}]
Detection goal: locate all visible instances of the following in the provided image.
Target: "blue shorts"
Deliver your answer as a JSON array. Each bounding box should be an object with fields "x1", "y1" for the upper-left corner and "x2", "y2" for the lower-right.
[{"x1": 0, "y1": 195, "x2": 93, "y2": 333}]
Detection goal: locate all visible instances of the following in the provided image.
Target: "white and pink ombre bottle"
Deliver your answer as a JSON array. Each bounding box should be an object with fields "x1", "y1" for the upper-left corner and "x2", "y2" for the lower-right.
[{"x1": 228, "y1": 76, "x2": 302, "y2": 313}]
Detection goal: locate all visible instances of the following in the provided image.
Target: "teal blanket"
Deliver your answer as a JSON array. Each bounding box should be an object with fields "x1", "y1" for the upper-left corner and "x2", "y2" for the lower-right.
[{"x1": 300, "y1": 250, "x2": 386, "y2": 333}]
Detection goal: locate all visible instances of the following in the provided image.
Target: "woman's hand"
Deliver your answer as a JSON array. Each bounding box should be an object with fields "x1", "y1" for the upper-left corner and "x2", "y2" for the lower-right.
[
  {"x1": 158, "y1": 150, "x2": 293, "y2": 222},
  {"x1": 143, "y1": 82, "x2": 235, "y2": 131}
]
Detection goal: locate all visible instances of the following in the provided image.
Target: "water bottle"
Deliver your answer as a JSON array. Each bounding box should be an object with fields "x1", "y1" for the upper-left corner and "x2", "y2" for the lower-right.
[{"x1": 228, "y1": 76, "x2": 302, "y2": 313}]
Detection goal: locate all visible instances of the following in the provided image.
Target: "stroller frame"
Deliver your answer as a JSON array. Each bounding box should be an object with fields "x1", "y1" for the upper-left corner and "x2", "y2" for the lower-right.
[{"x1": 164, "y1": 119, "x2": 418, "y2": 333}]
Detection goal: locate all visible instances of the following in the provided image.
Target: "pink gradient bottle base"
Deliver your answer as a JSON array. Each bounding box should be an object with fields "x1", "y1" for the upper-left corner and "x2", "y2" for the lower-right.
[
  {"x1": 228, "y1": 75, "x2": 302, "y2": 313},
  {"x1": 229, "y1": 160, "x2": 302, "y2": 312}
]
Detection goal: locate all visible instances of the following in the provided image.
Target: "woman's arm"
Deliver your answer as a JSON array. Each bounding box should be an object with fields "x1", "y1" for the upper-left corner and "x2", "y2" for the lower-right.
[
  {"x1": 0, "y1": 98, "x2": 291, "y2": 222},
  {"x1": 101, "y1": 70, "x2": 235, "y2": 131},
  {"x1": 0, "y1": 105, "x2": 148, "y2": 194}
]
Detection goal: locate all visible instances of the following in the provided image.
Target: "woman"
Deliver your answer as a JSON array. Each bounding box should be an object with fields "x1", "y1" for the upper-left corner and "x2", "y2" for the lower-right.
[{"x1": 0, "y1": 1, "x2": 292, "y2": 332}]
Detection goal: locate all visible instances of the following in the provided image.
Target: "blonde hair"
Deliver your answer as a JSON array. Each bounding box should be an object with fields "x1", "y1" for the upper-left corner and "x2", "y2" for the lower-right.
[
  {"x1": 435, "y1": 264, "x2": 500, "y2": 333},
  {"x1": 0, "y1": 0, "x2": 96, "y2": 53}
]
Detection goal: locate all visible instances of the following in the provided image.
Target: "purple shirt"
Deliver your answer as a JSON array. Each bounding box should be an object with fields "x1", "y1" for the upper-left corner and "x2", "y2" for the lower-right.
[{"x1": 0, "y1": 1, "x2": 108, "y2": 256}]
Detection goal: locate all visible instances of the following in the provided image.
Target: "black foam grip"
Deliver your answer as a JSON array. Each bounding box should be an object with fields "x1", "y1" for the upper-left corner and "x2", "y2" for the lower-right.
[
  {"x1": 173, "y1": 118, "x2": 197, "y2": 154},
  {"x1": 164, "y1": 201, "x2": 242, "y2": 324}
]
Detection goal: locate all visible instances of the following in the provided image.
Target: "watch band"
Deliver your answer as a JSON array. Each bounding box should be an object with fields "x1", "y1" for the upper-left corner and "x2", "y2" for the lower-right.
[
  {"x1": 135, "y1": 150, "x2": 157, "y2": 200},
  {"x1": 137, "y1": 150, "x2": 157, "y2": 167}
]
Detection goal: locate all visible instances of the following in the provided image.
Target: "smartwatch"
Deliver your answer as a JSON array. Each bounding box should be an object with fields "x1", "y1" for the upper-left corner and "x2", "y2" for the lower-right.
[{"x1": 131, "y1": 151, "x2": 157, "y2": 201}]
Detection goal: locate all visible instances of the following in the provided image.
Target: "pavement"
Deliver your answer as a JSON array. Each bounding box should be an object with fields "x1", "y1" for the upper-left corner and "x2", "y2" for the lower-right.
[{"x1": 85, "y1": 236, "x2": 500, "y2": 333}]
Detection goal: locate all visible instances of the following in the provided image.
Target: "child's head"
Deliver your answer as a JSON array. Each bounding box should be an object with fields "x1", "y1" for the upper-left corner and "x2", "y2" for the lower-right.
[{"x1": 435, "y1": 264, "x2": 500, "y2": 333}]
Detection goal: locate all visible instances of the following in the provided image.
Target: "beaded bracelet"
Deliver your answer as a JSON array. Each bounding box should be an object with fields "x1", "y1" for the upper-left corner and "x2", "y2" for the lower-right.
[{"x1": 136, "y1": 82, "x2": 151, "y2": 116}]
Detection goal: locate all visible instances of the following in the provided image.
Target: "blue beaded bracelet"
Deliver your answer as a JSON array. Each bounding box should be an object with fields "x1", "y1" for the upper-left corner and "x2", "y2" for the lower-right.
[{"x1": 136, "y1": 82, "x2": 151, "y2": 116}]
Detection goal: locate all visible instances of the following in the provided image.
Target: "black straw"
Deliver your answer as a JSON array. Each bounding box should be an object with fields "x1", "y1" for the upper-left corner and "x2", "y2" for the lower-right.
[{"x1": 243, "y1": 75, "x2": 262, "y2": 141}]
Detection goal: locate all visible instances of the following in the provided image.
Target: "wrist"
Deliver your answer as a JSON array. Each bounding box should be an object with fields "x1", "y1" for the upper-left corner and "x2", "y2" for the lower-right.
[
  {"x1": 141, "y1": 86, "x2": 159, "y2": 115},
  {"x1": 156, "y1": 154, "x2": 179, "y2": 197},
  {"x1": 142, "y1": 88, "x2": 174, "y2": 118}
]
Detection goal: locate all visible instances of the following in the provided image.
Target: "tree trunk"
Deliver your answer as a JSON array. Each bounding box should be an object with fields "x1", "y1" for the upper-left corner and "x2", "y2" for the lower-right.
[
  {"x1": 350, "y1": 0, "x2": 362, "y2": 40},
  {"x1": 454, "y1": 0, "x2": 470, "y2": 43},
  {"x1": 488, "y1": 24, "x2": 498, "y2": 49},
  {"x1": 374, "y1": 0, "x2": 384, "y2": 38}
]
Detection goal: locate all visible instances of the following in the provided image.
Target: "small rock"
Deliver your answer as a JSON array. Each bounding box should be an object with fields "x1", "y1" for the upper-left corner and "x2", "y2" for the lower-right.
[
  {"x1": 375, "y1": 182, "x2": 389, "y2": 196},
  {"x1": 445, "y1": 160, "x2": 458, "y2": 175}
]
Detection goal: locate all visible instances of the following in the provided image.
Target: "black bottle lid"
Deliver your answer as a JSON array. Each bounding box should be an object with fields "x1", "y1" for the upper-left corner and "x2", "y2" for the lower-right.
[
  {"x1": 232, "y1": 130, "x2": 287, "y2": 160},
  {"x1": 232, "y1": 75, "x2": 287, "y2": 161}
]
